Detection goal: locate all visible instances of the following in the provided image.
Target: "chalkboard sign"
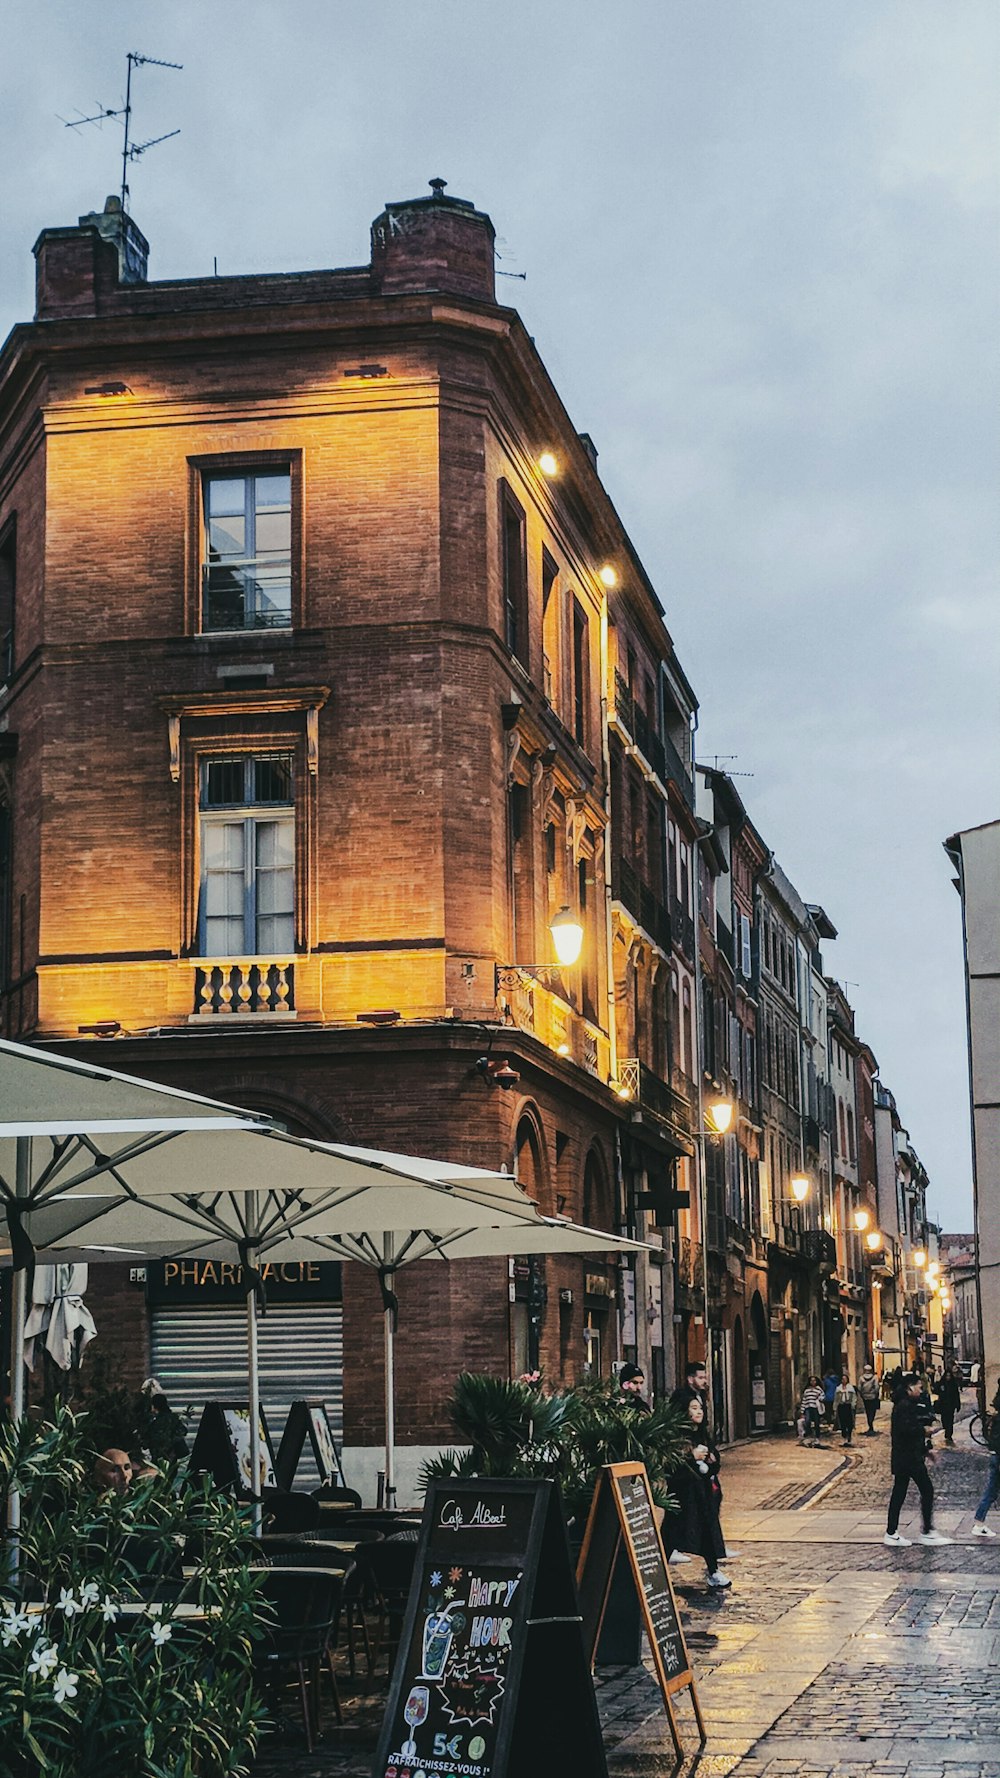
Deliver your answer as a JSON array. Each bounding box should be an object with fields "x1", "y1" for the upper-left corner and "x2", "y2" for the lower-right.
[
  {"x1": 189, "y1": 1401, "x2": 277, "y2": 1496},
  {"x1": 275, "y1": 1400, "x2": 346, "y2": 1491},
  {"x1": 372, "y1": 1478, "x2": 607, "y2": 1778},
  {"x1": 577, "y1": 1462, "x2": 705, "y2": 1757}
]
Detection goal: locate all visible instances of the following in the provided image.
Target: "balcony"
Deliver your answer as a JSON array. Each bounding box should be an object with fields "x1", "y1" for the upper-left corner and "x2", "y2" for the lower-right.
[
  {"x1": 193, "y1": 959, "x2": 295, "y2": 1016},
  {"x1": 618, "y1": 1059, "x2": 693, "y2": 1142},
  {"x1": 613, "y1": 858, "x2": 672, "y2": 953},
  {"x1": 802, "y1": 1228, "x2": 837, "y2": 1271}
]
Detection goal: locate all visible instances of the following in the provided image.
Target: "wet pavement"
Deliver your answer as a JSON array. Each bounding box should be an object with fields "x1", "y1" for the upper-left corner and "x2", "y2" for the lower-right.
[{"x1": 252, "y1": 1413, "x2": 1000, "y2": 1777}]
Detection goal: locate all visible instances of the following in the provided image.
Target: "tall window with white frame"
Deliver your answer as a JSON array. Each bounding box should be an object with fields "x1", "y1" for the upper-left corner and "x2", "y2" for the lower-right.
[
  {"x1": 202, "y1": 470, "x2": 291, "y2": 632},
  {"x1": 198, "y1": 755, "x2": 295, "y2": 958}
]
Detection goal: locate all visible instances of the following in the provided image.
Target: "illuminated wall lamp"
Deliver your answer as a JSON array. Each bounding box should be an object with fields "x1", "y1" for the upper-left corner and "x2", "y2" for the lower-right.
[
  {"x1": 538, "y1": 451, "x2": 559, "y2": 477},
  {"x1": 705, "y1": 1099, "x2": 734, "y2": 1137},
  {"x1": 790, "y1": 1174, "x2": 810, "y2": 1203},
  {"x1": 598, "y1": 564, "x2": 618, "y2": 589},
  {"x1": 853, "y1": 1208, "x2": 871, "y2": 1232},
  {"x1": 913, "y1": 1249, "x2": 927, "y2": 1268},
  {"x1": 865, "y1": 1230, "x2": 883, "y2": 1252}
]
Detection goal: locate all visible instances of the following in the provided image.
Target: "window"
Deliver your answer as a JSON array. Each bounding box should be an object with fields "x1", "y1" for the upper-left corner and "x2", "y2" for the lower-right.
[
  {"x1": 202, "y1": 470, "x2": 291, "y2": 632},
  {"x1": 541, "y1": 549, "x2": 559, "y2": 703},
  {"x1": 198, "y1": 754, "x2": 294, "y2": 956},
  {"x1": 0, "y1": 803, "x2": 11, "y2": 990},
  {"x1": 572, "y1": 599, "x2": 590, "y2": 747},
  {"x1": 501, "y1": 484, "x2": 528, "y2": 665},
  {"x1": 0, "y1": 521, "x2": 15, "y2": 683},
  {"x1": 740, "y1": 912, "x2": 752, "y2": 978}
]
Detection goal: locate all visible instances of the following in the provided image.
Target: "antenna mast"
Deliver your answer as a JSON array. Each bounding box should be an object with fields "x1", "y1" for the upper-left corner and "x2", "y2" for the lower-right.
[{"x1": 63, "y1": 50, "x2": 182, "y2": 213}]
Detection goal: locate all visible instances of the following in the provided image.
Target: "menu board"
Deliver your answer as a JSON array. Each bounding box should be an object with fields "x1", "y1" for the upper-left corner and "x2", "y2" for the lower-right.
[
  {"x1": 189, "y1": 1401, "x2": 277, "y2": 1496},
  {"x1": 275, "y1": 1400, "x2": 345, "y2": 1491},
  {"x1": 372, "y1": 1479, "x2": 607, "y2": 1778},
  {"x1": 576, "y1": 1462, "x2": 705, "y2": 1757}
]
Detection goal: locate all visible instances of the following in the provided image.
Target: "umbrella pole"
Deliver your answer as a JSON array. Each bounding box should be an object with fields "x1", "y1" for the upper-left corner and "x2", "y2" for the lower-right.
[
  {"x1": 383, "y1": 1233, "x2": 396, "y2": 1509},
  {"x1": 245, "y1": 1203, "x2": 262, "y2": 1539},
  {"x1": 7, "y1": 1137, "x2": 31, "y2": 1582}
]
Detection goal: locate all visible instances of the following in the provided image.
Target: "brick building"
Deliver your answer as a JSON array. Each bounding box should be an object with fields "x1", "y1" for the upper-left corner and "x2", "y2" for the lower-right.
[{"x1": 0, "y1": 182, "x2": 714, "y2": 1494}]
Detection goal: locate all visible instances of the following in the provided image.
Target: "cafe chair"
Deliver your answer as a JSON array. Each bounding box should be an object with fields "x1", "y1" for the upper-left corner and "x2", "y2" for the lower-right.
[
  {"x1": 356, "y1": 1539, "x2": 418, "y2": 1691},
  {"x1": 313, "y1": 1482, "x2": 362, "y2": 1510},
  {"x1": 262, "y1": 1488, "x2": 321, "y2": 1534},
  {"x1": 253, "y1": 1570, "x2": 343, "y2": 1752}
]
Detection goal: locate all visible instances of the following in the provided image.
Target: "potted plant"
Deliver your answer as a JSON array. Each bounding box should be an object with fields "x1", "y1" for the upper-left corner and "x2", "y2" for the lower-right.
[{"x1": 0, "y1": 1403, "x2": 264, "y2": 1775}]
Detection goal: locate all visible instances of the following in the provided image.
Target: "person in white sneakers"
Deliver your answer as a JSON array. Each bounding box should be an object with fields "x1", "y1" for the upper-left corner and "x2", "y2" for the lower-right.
[
  {"x1": 972, "y1": 1382, "x2": 1000, "y2": 1537},
  {"x1": 884, "y1": 1372, "x2": 953, "y2": 1548}
]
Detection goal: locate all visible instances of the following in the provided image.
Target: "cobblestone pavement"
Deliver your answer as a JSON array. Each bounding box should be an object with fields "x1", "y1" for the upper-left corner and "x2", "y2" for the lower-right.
[{"x1": 252, "y1": 1417, "x2": 1000, "y2": 1778}]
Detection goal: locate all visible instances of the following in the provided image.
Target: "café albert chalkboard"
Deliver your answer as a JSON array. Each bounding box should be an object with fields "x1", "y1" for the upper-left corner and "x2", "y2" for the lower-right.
[
  {"x1": 372, "y1": 1478, "x2": 607, "y2": 1778},
  {"x1": 576, "y1": 1462, "x2": 705, "y2": 1757}
]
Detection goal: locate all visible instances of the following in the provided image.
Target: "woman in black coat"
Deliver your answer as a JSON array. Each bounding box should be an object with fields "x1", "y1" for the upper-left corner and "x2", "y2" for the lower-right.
[
  {"x1": 935, "y1": 1365, "x2": 963, "y2": 1446},
  {"x1": 669, "y1": 1396, "x2": 730, "y2": 1588},
  {"x1": 884, "y1": 1373, "x2": 951, "y2": 1547}
]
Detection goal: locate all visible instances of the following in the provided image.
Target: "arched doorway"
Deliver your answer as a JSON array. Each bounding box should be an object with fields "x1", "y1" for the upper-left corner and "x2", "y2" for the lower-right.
[{"x1": 510, "y1": 1113, "x2": 550, "y2": 1376}]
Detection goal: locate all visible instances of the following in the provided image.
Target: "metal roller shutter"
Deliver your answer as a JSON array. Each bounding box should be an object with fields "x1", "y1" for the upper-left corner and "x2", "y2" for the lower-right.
[{"x1": 150, "y1": 1302, "x2": 343, "y2": 1490}]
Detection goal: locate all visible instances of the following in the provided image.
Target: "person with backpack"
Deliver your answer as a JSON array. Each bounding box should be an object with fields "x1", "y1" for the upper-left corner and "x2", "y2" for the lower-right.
[
  {"x1": 858, "y1": 1364, "x2": 881, "y2": 1435},
  {"x1": 972, "y1": 1382, "x2": 1000, "y2": 1536},
  {"x1": 884, "y1": 1372, "x2": 952, "y2": 1547}
]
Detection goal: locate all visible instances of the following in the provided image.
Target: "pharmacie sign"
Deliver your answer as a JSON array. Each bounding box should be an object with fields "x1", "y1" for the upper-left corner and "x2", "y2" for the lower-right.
[{"x1": 145, "y1": 1258, "x2": 342, "y2": 1304}]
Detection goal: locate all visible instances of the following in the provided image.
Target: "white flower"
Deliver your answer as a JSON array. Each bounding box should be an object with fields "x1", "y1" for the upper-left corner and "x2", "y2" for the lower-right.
[
  {"x1": 28, "y1": 1642, "x2": 60, "y2": 1679},
  {"x1": 56, "y1": 1588, "x2": 79, "y2": 1617},
  {"x1": 100, "y1": 1596, "x2": 119, "y2": 1624},
  {"x1": 149, "y1": 1620, "x2": 172, "y2": 1649},
  {"x1": 79, "y1": 1582, "x2": 99, "y2": 1606},
  {"x1": 0, "y1": 1606, "x2": 31, "y2": 1646},
  {"x1": 52, "y1": 1668, "x2": 79, "y2": 1705}
]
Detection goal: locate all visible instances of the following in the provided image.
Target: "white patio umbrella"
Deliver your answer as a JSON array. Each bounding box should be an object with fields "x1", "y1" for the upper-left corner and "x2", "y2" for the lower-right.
[
  {"x1": 18, "y1": 1141, "x2": 549, "y2": 1510},
  {"x1": 27, "y1": 1191, "x2": 649, "y2": 1506},
  {"x1": 0, "y1": 1036, "x2": 271, "y2": 1568},
  {"x1": 23, "y1": 1263, "x2": 96, "y2": 1371}
]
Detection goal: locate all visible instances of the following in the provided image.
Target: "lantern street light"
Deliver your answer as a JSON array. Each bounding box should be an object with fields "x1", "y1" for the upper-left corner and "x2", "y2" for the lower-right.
[
  {"x1": 789, "y1": 1174, "x2": 810, "y2": 1203},
  {"x1": 495, "y1": 907, "x2": 584, "y2": 999},
  {"x1": 913, "y1": 1249, "x2": 927, "y2": 1268},
  {"x1": 854, "y1": 1207, "x2": 871, "y2": 1232},
  {"x1": 865, "y1": 1229, "x2": 883, "y2": 1252},
  {"x1": 705, "y1": 1098, "x2": 734, "y2": 1137}
]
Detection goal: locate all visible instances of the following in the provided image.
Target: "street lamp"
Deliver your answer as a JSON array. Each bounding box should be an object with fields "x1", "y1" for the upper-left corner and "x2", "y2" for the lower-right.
[
  {"x1": 913, "y1": 1249, "x2": 927, "y2": 1269},
  {"x1": 538, "y1": 451, "x2": 559, "y2": 477},
  {"x1": 854, "y1": 1208, "x2": 871, "y2": 1232},
  {"x1": 790, "y1": 1175, "x2": 810, "y2": 1203},
  {"x1": 495, "y1": 907, "x2": 584, "y2": 998},
  {"x1": 866, "y1": 1230, "x2": 884, "y2": 1253},
  {"x1": 705, "y1": 1098, "x2": 734, "y2": 1137}
]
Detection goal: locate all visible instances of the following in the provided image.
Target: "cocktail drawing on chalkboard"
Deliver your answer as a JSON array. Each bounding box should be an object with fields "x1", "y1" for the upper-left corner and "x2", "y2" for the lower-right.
[
  {"x1": 421, "y1": 1602, "x2": 464, "y2": 1679},
  {"x1": 399, "y1": 1684, "x2": 429, "y2": 1757}
]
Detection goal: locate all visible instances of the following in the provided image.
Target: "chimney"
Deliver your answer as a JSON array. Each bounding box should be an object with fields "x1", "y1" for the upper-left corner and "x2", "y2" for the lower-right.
[
  {"x1": 370, "y1": 179, "x2": 496, "y2": 303},
  {"x1": 33, "y1": 195, "x2": 148, "y2": 321}
]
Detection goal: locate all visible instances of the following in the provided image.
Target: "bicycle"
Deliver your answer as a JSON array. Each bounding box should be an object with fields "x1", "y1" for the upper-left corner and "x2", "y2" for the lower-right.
[{"x1": 969, "y1": 1413, "x2": 990, "y2": 1448}]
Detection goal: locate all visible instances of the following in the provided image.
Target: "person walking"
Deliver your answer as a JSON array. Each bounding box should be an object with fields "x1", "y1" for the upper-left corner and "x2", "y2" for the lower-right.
[
  {"x1": 972, "y1": 1382, "x2": 1000, "y2": 1536},
  {"x1": 935, "y1": 1363, "x2": 963, "y2": 1447},
  {"x1": 672, "y1": 1396, "x2": 731, "y2": 1589},
  {"x1": 858, "y1": 1364, "x2": 881, "y2": 1435},
  {"x1": 800, "y1": 1375, "x2": 826, "y2": 1446},
  {"x1": 822, "y1": 1367, "x2": 839, "y2": 1427},
  {"x1": 617, "y1": 1363, "x2": 651, "y2": 1412},
  {"x1": 833, "y1": 1372, "x2": 858, "y2": 1446},
  {"x1": 884, "y1": 1372, "x2": 953, "y2": 1547}
]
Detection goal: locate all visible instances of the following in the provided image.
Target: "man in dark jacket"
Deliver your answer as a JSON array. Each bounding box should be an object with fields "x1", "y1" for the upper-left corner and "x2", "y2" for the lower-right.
[
  {"x1": 935, "y1": 1364, "x2": 963, "y2": 1446},
  {"x1": 884, "y1": 1373, "x2": 953, "y2": 1547}
]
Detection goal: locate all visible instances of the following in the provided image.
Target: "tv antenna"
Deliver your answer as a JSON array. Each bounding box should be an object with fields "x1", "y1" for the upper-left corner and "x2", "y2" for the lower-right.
[
  {"x1": 63, "y1": 51, "x2": 182, "y2": 212},
  {"x1": 701, "y1": 753, "x2": 754, "y2": 778}
]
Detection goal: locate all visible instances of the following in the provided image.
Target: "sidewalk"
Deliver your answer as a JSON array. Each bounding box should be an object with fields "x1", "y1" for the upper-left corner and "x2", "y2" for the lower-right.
[{"x1": 254, "y1": 1416, "x2": 1000, "y2": 1778}]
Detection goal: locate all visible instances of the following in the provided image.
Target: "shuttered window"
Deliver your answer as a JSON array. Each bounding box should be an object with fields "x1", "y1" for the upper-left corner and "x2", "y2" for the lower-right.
[{"x1": 150, "y1": 1302, "x2": 343, "y2": 1489}]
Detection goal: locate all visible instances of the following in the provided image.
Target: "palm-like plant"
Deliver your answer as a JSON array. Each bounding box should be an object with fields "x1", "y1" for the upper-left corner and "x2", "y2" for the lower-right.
[{"x1": 420, "y1": 1371, "x2": 689, "y2": 1524}]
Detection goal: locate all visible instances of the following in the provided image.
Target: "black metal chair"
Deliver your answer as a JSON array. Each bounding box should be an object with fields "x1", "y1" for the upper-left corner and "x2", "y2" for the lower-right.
[
  {"x1": 253, "y1": 1569, "x2": 344, "y2": 1751},
  {"x1": 355, "y1": 1538, "x2": 418, "y2": 1690},
  {"x1": 262, "y1": 1488, "x2": 321, "y2": 1534}
]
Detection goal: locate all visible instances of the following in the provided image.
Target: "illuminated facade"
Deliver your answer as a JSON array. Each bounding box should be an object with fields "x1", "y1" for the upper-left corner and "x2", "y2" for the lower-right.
[{"x1": 0, "y1": 184, "x2": 705, "y2": 1490}]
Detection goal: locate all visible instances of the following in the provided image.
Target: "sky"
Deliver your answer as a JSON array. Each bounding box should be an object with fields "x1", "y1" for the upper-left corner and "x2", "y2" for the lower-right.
[{"x1": 2, "y1": 0, "x2": 997, "y2": 1228}]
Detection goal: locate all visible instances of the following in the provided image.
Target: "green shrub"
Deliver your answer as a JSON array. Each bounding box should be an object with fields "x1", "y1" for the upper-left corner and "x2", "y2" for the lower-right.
[
  {"x1": 420, "y1": 1371, "x2": 688, "y2": 1522},
  {"x1": 0, "y1": 1403, "x2": 265, "y2": 1776}
]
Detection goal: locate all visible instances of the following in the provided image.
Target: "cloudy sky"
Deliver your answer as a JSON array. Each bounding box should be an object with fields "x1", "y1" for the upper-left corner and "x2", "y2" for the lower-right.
[{"x1": 3, "y1": 2, "x2": 997, "y2": 1226}]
